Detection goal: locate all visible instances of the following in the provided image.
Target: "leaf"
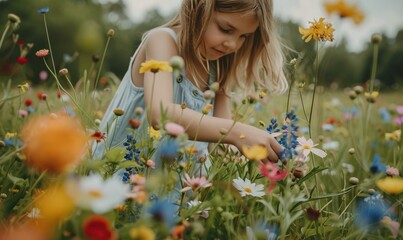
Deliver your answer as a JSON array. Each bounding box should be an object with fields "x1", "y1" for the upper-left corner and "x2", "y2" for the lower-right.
[
  {"x1": 293, "y1": 166, "x2": 327, "y2": 186},
  {"x1": 105, "y1": 147, "x2": 126, "y2": 163},
  {"x1": 116, "y1": 160, "x2": 142, "y2": 171},
  {"x1": 7, "y1": 173, "x2": 28, "y2": 186}
]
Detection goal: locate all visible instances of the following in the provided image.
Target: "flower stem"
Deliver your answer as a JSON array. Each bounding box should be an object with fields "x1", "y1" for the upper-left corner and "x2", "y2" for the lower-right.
[
  {"x1": 0, "y1": 23, "x2": 10, "y2": 50},
  {"x1": 93, "y1": 36, "x2": 111, "y2": 91},
  {"x1": 308, "y1": 41, "x2": 320, "y2": 139}
]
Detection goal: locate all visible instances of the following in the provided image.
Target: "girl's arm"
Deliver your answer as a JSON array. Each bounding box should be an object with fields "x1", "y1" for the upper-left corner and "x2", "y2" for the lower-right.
[{"x1": 141, "y1": 30, "x2": 282, "y2": 162}]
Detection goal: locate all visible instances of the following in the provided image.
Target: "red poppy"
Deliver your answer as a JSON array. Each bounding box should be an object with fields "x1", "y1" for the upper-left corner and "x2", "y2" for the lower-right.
[
  {"x1": 91, "y1": 132, "x2": 106, "y2": 143},
  {"x1": 17, "y1": 57, "x2": 28, "y2": 64},
  {"x1": 17, "y1": 41, "x2": 25, "y2": 46},
  {"x1": 326, "y1": 117, "x2": 337, "y2": 124},
  {"x1": 82, "y1": 215, "x2": 116, "y2": 240},
  {"x1": 25, "y1": 99, "x2": 33, "y2": 107},
  {"x1": 36, "y1": 92, "x2": 47, "y2": 100},
  {"x1": 56, "y1": 91, "x2": 62, "y2": 98}
]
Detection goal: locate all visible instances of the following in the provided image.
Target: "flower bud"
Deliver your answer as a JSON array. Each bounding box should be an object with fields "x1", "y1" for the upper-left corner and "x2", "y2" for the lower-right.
[
  {"x1": 348, "y1": 90, "x2": 357, "y2": 100},
  {"x1": 113, "y1": 108, "x2": 125, "y2": 116},
  {"x1": 297, "y1": 81, "x2": 305, "y2": 89},
  {"x1": 203, "y1": 90, "x2": 215, "y2": 100},
  {"x1": 181, "y1": 103, "x2": 187, "y2": 110},
  {"x1": 210, "y1": 82, "x2": 220, "y2": 92},
  {"x1": 371, "y1": 33, "x2": 382, "y2": 44},
  {"x1": 202, "y1": 103, "x2": 212, "y2": 115},
  {"x1": 92, "y1": 55, "x2": 100, "y2": 63},
  {"x1": 349, "y1": 177, "x2": 359, "y2": 185},
  {"x1": 59, "y1": 68, "x2": 69, "y2": 76},
  {"x1": 0, "y1": 193, "x2": 7, "y2": 199},
  {"x1": 348, "y1": 148, "x2": 355, "y2": 155},
  {"x1": 129, "y1": 118, "x2": 141, "y2": 129},
  {"x1": 366, "y1": 95, "x2": 376, "y2": 103},
  {"x1": 258, "y1": 91, "x2": 266, "y2": 99},
  {"x1": 0, "y1": 140, "x2": 5, "y2": 148},
  {"x1": 8, "y1": 13, "x2": 21, "y2": 23},
  {"x1": 353, "y1": 85, "x2": 364, "y2": 95},
  {"x1": 367, "y1": 188, "x2": 376, "y2": 195},
  {"x1": 293, "y1": 169, "x2": 304, "y2": 178},
  {"x1": 134, "y1": 107, "x2": 143, "y2": 116},
  {"x1": 219, "y1": 128, "x2": 228, "y2": 135},
  {"x1": 169, "y1": 56, "x2": 185, "y2": 71},
  {"x1": 107, "y1": 29, "x2": 115, "y2": 37}
]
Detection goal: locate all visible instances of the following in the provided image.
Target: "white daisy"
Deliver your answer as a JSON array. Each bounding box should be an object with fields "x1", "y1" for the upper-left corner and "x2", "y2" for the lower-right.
[
  {"x1": 72, "y1": 174, "x2": 129, "y2": 214},
  {"x1": 232, "y1": 177, "x2": 265, "y2": 198},
  {"x1": 296, "y1": 136, "x2": 327, "y2": 158}
]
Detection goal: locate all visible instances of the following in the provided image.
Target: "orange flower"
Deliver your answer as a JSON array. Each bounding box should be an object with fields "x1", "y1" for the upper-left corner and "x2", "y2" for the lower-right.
[
  {"x1": 20, "y1": 112, "x2": 89, "y2": 173},
  {"x1": 299, "y1": 18, "x2": 335, "y2": 43},
  {"x1": 324, "y1": 0, "x2": 365, "y2": 25}
]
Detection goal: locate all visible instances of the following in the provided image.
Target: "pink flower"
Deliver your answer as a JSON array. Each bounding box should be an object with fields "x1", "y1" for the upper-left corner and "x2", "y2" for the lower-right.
[
  {"x1": 39, "y1": 70, "x2": 48, "y2": 81},
  {"x1": 381, "y1": 216, "x2": 400, "y2": 239},
  {"x1": 165, "y1": 122, "x2": 185, "y2": 137},
  {"x1": 396, "y1": 105, "x2": 403, "y2": 115},
  {"x1": 146, "y1": 160, "x2": 155, "y2": 168},
  {"x1": 296, "y1": 137, "x2": 327, "y2": 158},
  {"x1": 394, "y1": 116, "x2": 403, "y2": 126},
  {"x1": 18, "y1": 109, "x2": 28, "y2": 117},
  {"x1": 386, "y1": 166, "x2": 400, "y2": 176},
  {"x1": 259, "y1": 162, "x2": 287, "y2": 192},
  {"x1": 180, "y1": 173, "x2": 212, "y2": 192},
  {"x1": 35, "y1": 49, "x2": 49, "y2": 57}
]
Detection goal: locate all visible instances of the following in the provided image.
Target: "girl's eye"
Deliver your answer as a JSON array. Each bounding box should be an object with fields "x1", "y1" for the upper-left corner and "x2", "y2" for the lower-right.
[{"x1": 219, "y1": 26, "x2": 233, "y2": 34}]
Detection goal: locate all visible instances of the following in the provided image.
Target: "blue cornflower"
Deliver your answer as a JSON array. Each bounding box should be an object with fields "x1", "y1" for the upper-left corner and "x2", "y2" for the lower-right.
[
  {"x1": 37, "y1": 7, "x2": 49, "y2": 14},
  {"x1": 266, "y1": 118, "x2": 281, "y2": 135},
  {"x1": 378, "y1": 107, "x2": 391, "y2": 123},
  {"x1": 159, "y1": 138, "x2": 180, "y2": 162},
  {"x1": 121, "y1": 133, "x2": 143, "y2": 183},
  {"x1": 355, "y1": 194, "x2": 391, "y2": 231},
  {"x1": 370, "y1": 154, "x2": 387, "y2": 174},
  {"x1": 147, "y1": 199, "x2": 177, "y2": 229}
]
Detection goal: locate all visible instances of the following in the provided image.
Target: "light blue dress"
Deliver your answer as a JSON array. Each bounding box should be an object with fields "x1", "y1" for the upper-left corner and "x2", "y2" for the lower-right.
[{"x1": 93, "y1": 27, "x2": 215, "y2": 177}]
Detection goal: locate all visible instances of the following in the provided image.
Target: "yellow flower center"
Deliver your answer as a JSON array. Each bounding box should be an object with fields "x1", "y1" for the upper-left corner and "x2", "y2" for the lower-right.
[
  {"x1": 89, "y1": 190, "x2": 103, "y2": 198},
  {"x1": 303, "y1": 145, "x2": 311, "y2": 150},
  {"x1": 244, "y1": 187, "x2": 252, "y2": 193}
]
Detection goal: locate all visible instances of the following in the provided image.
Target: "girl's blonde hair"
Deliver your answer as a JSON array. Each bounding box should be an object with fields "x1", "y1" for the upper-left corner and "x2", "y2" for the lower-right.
[{"x1": 162, "y1": 0, "x2": 288, "y2": 94}]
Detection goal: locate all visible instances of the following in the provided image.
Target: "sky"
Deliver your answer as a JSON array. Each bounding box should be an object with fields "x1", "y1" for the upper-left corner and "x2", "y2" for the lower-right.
[{"x1": 123, "y1": 0, "x2": 403, "y2": 52}]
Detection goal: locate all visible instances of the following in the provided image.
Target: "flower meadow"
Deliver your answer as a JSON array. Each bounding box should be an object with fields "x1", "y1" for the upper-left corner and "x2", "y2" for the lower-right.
[{"x1": 1, "y1": 4, "x2": 403, "y2": 240}]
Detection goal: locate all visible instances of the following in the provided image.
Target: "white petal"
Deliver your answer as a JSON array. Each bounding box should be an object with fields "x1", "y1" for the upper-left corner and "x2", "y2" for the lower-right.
[{"x1": 311, "y1": 148, "x2": 327, "y2": 158}]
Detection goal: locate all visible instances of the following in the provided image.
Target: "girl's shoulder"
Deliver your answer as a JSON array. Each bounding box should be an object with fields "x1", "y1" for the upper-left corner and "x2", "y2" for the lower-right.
[{"x1": 142, "y1": 28, "x2": 178, "y2": 55}]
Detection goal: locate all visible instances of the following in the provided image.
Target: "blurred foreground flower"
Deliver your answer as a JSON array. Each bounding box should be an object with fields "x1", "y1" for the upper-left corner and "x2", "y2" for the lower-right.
[
  {"x1": 73, "y1": 174, "x2": 129, "y2": 214},
  {"x1": 324, "y1": 0, "x2": 364, "y2": 24},
  {"x1": 20, "y1": 112, "x2": 88, "y2": 173},
  {"x1": 82, "y1": 215, "x2": 117, "y2": 240},
  {"x1": 242, "y1": 145, "x2": 269, "y2": 161},
  {"x1": 376, "y1": 177, "x2": 403, "y2": 195},
  {"x1": 299, "y1": 17, "x2": 334, "y2": 43},
  {"x1": 260, "y1": 162, "x2": 287, "y2": 192}
]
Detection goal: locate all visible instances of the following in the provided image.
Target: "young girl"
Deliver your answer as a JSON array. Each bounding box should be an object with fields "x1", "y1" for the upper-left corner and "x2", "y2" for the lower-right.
[{"x1": 95, "y1": 0, "x2": 287, "y2": 174}]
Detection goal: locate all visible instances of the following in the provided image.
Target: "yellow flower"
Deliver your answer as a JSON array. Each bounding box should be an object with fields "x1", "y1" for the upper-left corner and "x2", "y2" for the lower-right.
[
  {"x1": 202, "y1": 103, "x2": 213, "y2": 115},
  {"x1": 20, "y1": 112, "x2": 89, "y2": 173},
  {"x1": 139, "y1": 60, "x2": 173, "y2": 74},
  {"x1": 258, "y1": 91, "x2": 266, "y2": 99},
  {"x1": 5, "y1": 132, "x2": 17, "y2": 139},
  {"x1": 364, "y1": 91, "x2": 379, "y2": 98},
  {"x1": 376, "y1": 177, "x2": 403, "y2": 194},
  {"x1": 185, "y1": 145, "x2": 198, "y2": 154},
  {"x1": 17, "y1": 82, "x2": 30, "y2": 93},
  {"x1": 148, "y1": 127, "x2": 161, "y2": 139},
  {"x1": 242, "y1": 145, "x2": 269, "y2": 161},
  {"x1": 130, "y1": 225, "x2": 155, "y2": 240},
  {"x1": 35, "y1": 185, "x2": 75, "y2": 221},
  {"x1": 385, "y1": 130, "x2": 401, "y2": 142},
  {"x1": 299, "y1": 18, "x2": 335, "y2": 43},
  {"x1": 324, "y1": 0, "x2": 365, "y2": 25}
]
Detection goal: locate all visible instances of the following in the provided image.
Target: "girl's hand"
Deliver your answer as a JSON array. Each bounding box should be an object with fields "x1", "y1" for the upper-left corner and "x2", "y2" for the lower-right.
[{"x1": 231, "y1": 122, "x2": 283, "y2": 162}]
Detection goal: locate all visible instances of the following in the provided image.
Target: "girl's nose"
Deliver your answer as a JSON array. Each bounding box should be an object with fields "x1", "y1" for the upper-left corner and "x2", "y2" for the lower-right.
[{"x1": 223, "y1": 39, "x2": 237, "y2": 51}]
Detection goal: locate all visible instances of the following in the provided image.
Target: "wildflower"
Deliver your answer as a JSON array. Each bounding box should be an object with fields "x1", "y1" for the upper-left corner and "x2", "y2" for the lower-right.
[
  {"x1": 385, "y1": 130, "x2": 401, "y2": 142},
  {"x1": 324, "y1": 0, "x2": 364, "y2": 25},
  {"x1": 91, "y1": 131, "x2": 106, "y2": 143},
  {"x1": 37, "y1": 7, "x2": 49, "y2": 14},
  {"x1": 135, "y1": 106, "x2": 144, "y2": 115},
  {"x1": 348, "y1": 90, "x2": 357, "y2": 100},
  {"x1": 242, "y1": 145, "x2": 269, "y2": 161},
  {"x1": 355, "y1": 194, "x2": 391, "y2": 230},
  {"x1": 128, "y1": 118, "x2": 140, "y2": 129},
  {"x1": 148, "y1": 127, "x2": 161, "y2": 139},
  {"x1": 376, "y1": 177, "x2": 403, "y2": 194},
  {"x1": 185, "y1": 145, "x2": 198, "y2": 154},
  {"x1": 348, "y1": 147, "x2": 356, "y2": 155},
  {"x1": 349, "y1": 177, "x2": 359, "y2": 185},
  {"x1": 369, "y1": 154, "x2": 387, "y2": 174},
  {"x1": 148, "y1": 200, "x2": 177, "y2": 229},
  {"x1": 74, "y1": 174, "x2": 129, "y2": 214},
  {"x1": 169, "y1": 55, "x2": 185, "y2": 72},
  {"x1": 20, "y1": 112, "x2": 88, "y2": 173},
  {"x1": 203, "y1": 90, "x2": 215, "y2": 100},
  {"x1": 386, "y1": 166, "x2": 399, "y2": 176},
  {"x1": 5, "y1": 132, "x2": 17, "y2": 139},
  {"x1": 306, "y1": 207, "x2": 320, "y2": 221},
  {"x1": 181, "y1": 173, "x2": 212, "y2": 192},
  {"x1": 130, "y1": 225, "x2": 155, "y2": 240},
  {"x1": 139, "y1": 59, "x2": 173, "y2": 74},
  {"x1": 232, "y1": 177, "x2": 265, "y2": 198},
  {"x1": 299, "y1": 17, "x2": 335, "y2": 43},
  {"x1": 17, "y1": 82, "x2": 30, "y2": 93},
  {"x1": 106, "y1": 29, "x2": 115, "y2": 38},
  {"x1": 210, "y1": 82, "x2": 220, "y2": 92},
  {"x1": 202, "y1": 103, "x2": 213, "y2": 114},
  {"x1": 8, "y1": 13, "x2": 21, "y2": 24},
  {"x1": 59, "y1": 68, "x2": 69, "y2": 76},
  {"x1": 39, "y1": 70, "x2": 48, "y2": 81},
  {"x1": 364, "y1": 91, "x2": 379, "y2": 103},
  {"x1": 172, "y1": 224, "x2": 186, "y2": 240},
  {"x1": 146, "y1": 160, "x2": 155, "y2": 168},
  {"x1": 187, "y1": 200, "x2": 211, "y2": 218},
  {"x1": 296, "y1": 137, "x2": 327, "y2": 158},
  {"x1": 259, "y1": 162, "x2": 287, "y2": 192},
  {"x1": 18, "y1": 109, "x2": 28, "y2": 118},
  {"x1": 35, "y1": 49, "x2": 49, "y2": 57},
  {"x1": 24, "y1": 99, "x2": 33, "y2": 106},
  {"x1": 113, "y1": 108, "x2": 124, "y2": 116},
  {"x1": 34, "y1": 185, "x2": 75, "y2": 222},
  {"x1": 82, "y1": 215, "x2": 117, "y2": 240},
  {"x1": 371, "y1": 33, "x2": 382, "y2": 44},
  {"x1": 380, "y1": 216, "x2": 400, "y2": 239},
  {"x1": 16, "y1": 57, "x2": 28, "y2": 64},
  {"x1": 165, "y1": 122, "x2": 185, "y2": 137}
]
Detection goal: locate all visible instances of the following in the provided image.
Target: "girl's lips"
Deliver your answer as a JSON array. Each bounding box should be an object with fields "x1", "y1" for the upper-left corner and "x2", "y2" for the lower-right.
[{"x1": 213, "y1": 48, "x2": 226, "y2": 56}]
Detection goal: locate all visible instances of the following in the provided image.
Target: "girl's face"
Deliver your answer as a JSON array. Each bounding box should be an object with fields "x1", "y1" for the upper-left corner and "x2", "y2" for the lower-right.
[{"x1": 202, "y1": 11, "x2": 259, "y2": 60}]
